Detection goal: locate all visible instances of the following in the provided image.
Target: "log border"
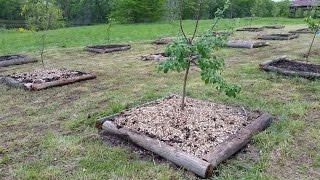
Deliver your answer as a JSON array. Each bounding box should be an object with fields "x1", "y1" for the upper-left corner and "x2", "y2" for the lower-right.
[
  {"x1": 0, "y1": 55, "x2": 37, "y2": 67},
  {"x1": 1, "y1": 72, "x2": 96, "y2": 91},
  {"x1": 236, "y1": 27, "x2": 264, "y2": 32},
  {"x1": 257, "y1": 33, "x2": 299, "y2": 40},
  {"x1": 84, "y1": 44, "x2": 131, "y2": 53},
  {"x1": 96, "y1": 95, "x2": 273, "y2": 178},
  {"x1": 227, "y1": 40, "x2": 269, "y2": 49},
  {"x1": 288, "y1": 28, "x2": 313, "y2": 34},
  {"x1": 263, "y1": 25, "x2": 285, "y2": 29},
  {"x1": 260, "y1": 57, "x2": 320, "y2": 79}
]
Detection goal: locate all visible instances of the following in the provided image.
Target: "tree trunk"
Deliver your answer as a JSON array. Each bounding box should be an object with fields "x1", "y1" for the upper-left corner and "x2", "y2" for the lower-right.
[
  {"x1": 181, "y1": 61, "x2": 191, "y2": 110},
  {"x1": 306, "y1": 32, "x2": 317, "y2": 61}
]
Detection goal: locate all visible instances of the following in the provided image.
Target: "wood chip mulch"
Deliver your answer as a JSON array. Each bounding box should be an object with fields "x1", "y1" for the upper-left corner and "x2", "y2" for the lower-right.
[{"x1": 113, "y1": 95, "x2": 261, "y2": 158}]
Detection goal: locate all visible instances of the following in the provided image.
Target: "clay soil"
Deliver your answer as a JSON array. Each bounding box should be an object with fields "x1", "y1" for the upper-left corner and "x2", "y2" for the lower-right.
[
  {"x1": 0, "y1": 55, "x2": 25, "y2": 62},
  {"x1": 270, "y1": 59, "x2": 320, "y2": 74},
  {"x1": 113, "y1": 95, "x2": 261, "y2": 158},
  {"x1": 9, "y1": 68, "x2": 89, "y2": 84}
]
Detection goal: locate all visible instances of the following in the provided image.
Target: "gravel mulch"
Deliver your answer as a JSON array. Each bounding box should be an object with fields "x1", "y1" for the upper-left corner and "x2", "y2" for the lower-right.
[{"x1": 113, "y1": 95, "x2": 261, "y2": 158}]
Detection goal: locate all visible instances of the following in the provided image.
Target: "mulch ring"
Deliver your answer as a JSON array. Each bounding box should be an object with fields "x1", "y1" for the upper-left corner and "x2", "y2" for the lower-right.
[
  {"x1": 260, "y1": 57, "x2": 320, "y2": 79},
  {"x1": 257, "y1": 33, "x2": 299, "y2": 40},
  {"x1": 236, "y1": 27, "x2": 264, "y2": 32},
  {"x1": 227, "y1": 39, "x2": 269, "y2": 49},
  {"x1": 141, "y1": 53, "x2": 169, "y2": 61},
  {"x1": 263, "y1": 25, "x2": 285, "y2": 29},
  {"x1": 152, "y1": 37, "x2": 174, "y2": 45},
  {"x1": 1, "y1": 68, "x2": 96, "y2": 91},
  {"x1": 84, "y1": 44, "x2": 131, "y2": 53},
  {"x1": 96, "y1": 94, "x2": 273, "y2": 178},
  {"x1": 0, "y1": 55, "x2": 37, "y2": 67},
  {"x1": 289, "y1": 28, "x2": 314, "y2": 34}
]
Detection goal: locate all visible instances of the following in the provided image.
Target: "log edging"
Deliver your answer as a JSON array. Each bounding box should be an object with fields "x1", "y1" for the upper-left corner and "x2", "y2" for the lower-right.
[
  {"x1": 1, "y1": 73, "x2": 97, "y2": 91},
  {"x1": 257, "y1": 34, "x2": 299, "y2": 41},
  {"x1": 84, "y1": 44, "x2": 131, "y2": 53},
  {"x1": 227, "y1": 40, "x2": 269, "y2": 49},
  {"x1": 236, "y1": 27, "x2": 264, "y2": 32},
  {"x1": 0, "y1": 55, "x2": 37, "y2": 67},
  {"x1": 263, "y1": 25, "x2": 285, "y2": 29},
  {"x1": 260, "y1": 57, "x2": 320, "y2": 79},
  {"x1": 288, "y1": 28, "x2": 313, "y2": 34},
  {"x1": 96, "y1": 95, "x2": 273, "y2": 178}
]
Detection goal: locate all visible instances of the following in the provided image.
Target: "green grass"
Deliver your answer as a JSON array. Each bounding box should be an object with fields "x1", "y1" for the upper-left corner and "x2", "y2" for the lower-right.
[{"x1": 0, "y1": 18, "x2": 320, "y2": 179}]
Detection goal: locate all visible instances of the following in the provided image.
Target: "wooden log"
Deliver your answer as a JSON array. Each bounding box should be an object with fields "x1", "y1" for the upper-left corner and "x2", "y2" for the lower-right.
[
  {"x1": 257, "y1": 34, "x2": 299, "y2": 40},
  {"x1": 289, "y1": 28, "x2": 313, "y2": 34},
  {"x1": 236, "y1": 27, "x2": 264, "y2": 32},
  {"x1": 28, "y1": 73, "x2": 97, "y2": 91},
  {"x1": 227, "y1": 40, "x2": 268, "y2": 49},
  {"x1": 0, "y1": 56, "x2": 37, "y2": 67},
  {"x1": 1, "y1": 76, "x2": 27, "y2": 89},
  {"x1": 101, "y1": 121, "x2": 213, "y2": 178},
  {"x1": 263, "y1": 25, "x2": 285, "y2": 29},
  {"x1": 203, "y1": 113, "x2": 273, "y2": 167},
  {"x1": 85, "y1": 45, "x2": 131, "y2": 53}
]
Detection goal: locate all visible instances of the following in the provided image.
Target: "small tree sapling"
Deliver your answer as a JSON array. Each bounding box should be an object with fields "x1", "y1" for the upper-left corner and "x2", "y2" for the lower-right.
[
  {"x1": 22, "y1": 0, "x2": 63, "y2": 66},
  {"x1": 158, "y1": 0, "x2": 240, "y2": 110},
  {"x1": 305, "y1": 16, "x2": 320, "y2": 60},
  {"x1": 106, "y1": 17, "x2": 115, "y2": 44}
]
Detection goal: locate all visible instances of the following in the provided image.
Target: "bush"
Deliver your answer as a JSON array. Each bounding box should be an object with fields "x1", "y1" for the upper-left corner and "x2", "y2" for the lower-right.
[{"x1": 110, "y1": 0, "x2": 165, "y2": 23}]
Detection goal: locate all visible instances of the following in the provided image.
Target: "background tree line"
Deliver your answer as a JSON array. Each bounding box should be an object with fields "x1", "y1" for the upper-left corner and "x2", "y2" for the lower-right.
[{"x1": 0, "y1": 0, "x2": 319, "y2": 28}]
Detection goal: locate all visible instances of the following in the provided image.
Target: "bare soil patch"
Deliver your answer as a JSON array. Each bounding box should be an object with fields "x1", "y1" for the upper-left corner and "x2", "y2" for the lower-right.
[
  {"x1": 0, "y1": 55, "x2": 37, "y2": 67},
  {"x1": 85, "y1": 44, "x2": 131, "y2": 53},
  {"x1": 236, "y1": 27, "x2": 264, "y2": 32},
  {"x1": 257, "y1": 33, "x2": 299, "y2": 40},
  {"x1": 260, "y1": 57, "x2": 320, "y2": 79},
  {"x1": 1, "y1": 68, "x2": 96, "y2": 90},
  {"x1": 289, "y1": 28, "x2": 313, "y2": 34},
  {"x1": 141, "y1": 53, "x2": 169, "y2": 61},
  {"x1": 227, "y1": 40, "x2": 269, "y2": 49}
]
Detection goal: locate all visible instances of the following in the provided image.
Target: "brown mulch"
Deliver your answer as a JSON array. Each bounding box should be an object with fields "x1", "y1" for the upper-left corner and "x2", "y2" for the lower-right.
[
  {"x1": 113, "y1": 95, "x2": 261, "y2": 158},
  {"x1": 9, "y1": 68, "x2": 88, "y2": 84},
  {"x1": 0, "y1": 55, "x2": 25, "y2": 62},
  {"x1": 270, "y1": 59, "x2": 320, "y2": 74}
]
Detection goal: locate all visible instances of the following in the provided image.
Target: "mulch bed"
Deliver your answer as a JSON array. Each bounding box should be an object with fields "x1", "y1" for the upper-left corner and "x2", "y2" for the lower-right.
[
  {"x1": 263, "y1": 25, "x2": 285, "y2": 29},
  {"x1": 1, "y1": 68, "x2": 96, "y2": 90},
  {"x1": 289, "y1": 28, "x2": 314, "y2": 34},
  {"x1": 152, "y1": 37, "x2": 174, "y2": 45},
  {"x1": 0, "y1": 55, "x2": 37, "y2": 67},
  {"x1": 260, "y1": 57, "x2": 320, "y2": 79},
  {"x1": 257, "y1": 33, "x2": 299, "y2": 40},
  {"x1": 96, "y1": 94, "x2": 273, "y2": 178},
  {"x1": 236, "y1": 27, "x2": 264, "y2": 32},
  {"x1": 84, "y1": 44, "x2": 131, "y2": 53},
  {"x1": 227, "y1": 40, "x2": 269, "y2": 49},
  {"x1": 141, "y1": 53, "x2": 169, "y2": 61}
]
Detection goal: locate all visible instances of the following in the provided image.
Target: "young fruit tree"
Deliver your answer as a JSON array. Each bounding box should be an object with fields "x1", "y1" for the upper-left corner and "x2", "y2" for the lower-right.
[
  {"x1": 158, "y1": 0, "x2": 240, "y2": 110},
  {"x1": 22, "y1": 0, "x2": 64, "y2": 66},
  {"x1": 305, "y1": 16, "x2": 320, "y2": 60}
]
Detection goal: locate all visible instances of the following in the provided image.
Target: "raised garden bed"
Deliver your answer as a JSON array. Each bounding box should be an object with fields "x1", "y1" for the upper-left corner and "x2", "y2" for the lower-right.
[
  {"x1": 212, "y1": 31, "x2": 233, "y2": 36},
  {"x1": 96, "y1": 95, "x2": 273, "y2": 178},
  {"x1": 227, "y1": 40, "x2": 269, "y2": 49},
  {"x1": 1, "y1": 68, "x2": 96, "y2": 91},
  {"x1": 0, "y1": 55, "x2": 37, "y2": 67},
  {"x1": 141, "y1": 53, "x2": 169, "y2": 61},
  {"x1": 289, "y1": 28, "x2": 313, "y2": 34},
  {"x1": 236, "y1": 27, "x2": 264, "y2": 32},
  {"x1": 260, "y1": 57, "x2": 320, "y2": 79},
  {"x1": 263, "y1": 25, "x2": 285, "y2": 29},
  {"x1": 152, "y1": 37, "x2": 174, "y2": 45},
  {"x1": 84, "y1": 44, "x2": 131, "y2": 53},
  {"x1": 257, "y1": 33, "x2": 299, "y2": 40}
]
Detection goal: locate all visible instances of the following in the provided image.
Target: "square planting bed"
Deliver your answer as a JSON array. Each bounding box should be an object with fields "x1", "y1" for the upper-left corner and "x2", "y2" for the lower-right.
[
  {"x1": 289, "y1": 28, "x2": 313, "y2": 34},
  {"x1": 260, "y1": 57, "x2": 320, "y2": 79},
  {"x1": 236, "y1": 27, "x2": 264, "y2": 32},
  {"x1": 152, "y1": 37, "x2": 174, "y2": 45},
  {"x1": 96, "y1": 95, "x2": 273, "y2": 178},
  {"x1": 227, "y1": 40, "x2": 269, "y2": 49},
  {"x1": 85, "y1": 44, "x2": 131, "y2": 53},
  {"x1": 1, "y1": 68, "x2": 96, "y2": 91},
  {"x1": 141, "y1": 53, "x2": 169, "y2": 61},
  {"x1": 257, "y1": 33, "x2": 299, "y2": 40},
  {"x1": 263, "y1": 25, "x2": 285, "y2": 29},
  {"x1": 0, "y1": 55, "x2": 37, "y2": 67}
]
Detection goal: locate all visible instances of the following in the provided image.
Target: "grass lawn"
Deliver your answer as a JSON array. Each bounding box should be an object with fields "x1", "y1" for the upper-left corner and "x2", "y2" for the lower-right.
[{"x1": 0, "y1": 17, "x2": 319, "y2": 179}]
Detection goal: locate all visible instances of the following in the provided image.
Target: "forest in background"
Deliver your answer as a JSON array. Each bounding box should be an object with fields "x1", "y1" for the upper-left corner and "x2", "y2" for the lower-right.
[{"x1": 0, "y1": 0, "x2": 319, "y2": 27}]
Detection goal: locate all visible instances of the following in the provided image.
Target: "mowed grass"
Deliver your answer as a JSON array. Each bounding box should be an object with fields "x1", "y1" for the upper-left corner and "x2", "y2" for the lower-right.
[{"x1": 0, "y1": 18, "x2": 319, "y2": 179}]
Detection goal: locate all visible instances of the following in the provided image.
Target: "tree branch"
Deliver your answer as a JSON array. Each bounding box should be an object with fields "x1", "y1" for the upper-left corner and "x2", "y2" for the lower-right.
[
  {"x1": 191, "y1": 0, "x2": 203, "y2": 42},
  {"x1": 179, "y1": 0, "x2": 190, "y2": 44}
]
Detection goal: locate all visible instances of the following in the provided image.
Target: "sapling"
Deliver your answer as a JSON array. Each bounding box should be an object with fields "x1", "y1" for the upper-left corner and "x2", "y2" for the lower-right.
[
  {"x1": 305, "y1": 16, "x2": 320, "y2": 60},
  {"x1": 106, "y1": 17, "x2": 115, "y2": 44},
  {"x1": 158, "y1": 0, "x2": 240, "y2": 110},
  {"x1": 22, "y1": 0, "x2": 63, "y2": 66}
]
